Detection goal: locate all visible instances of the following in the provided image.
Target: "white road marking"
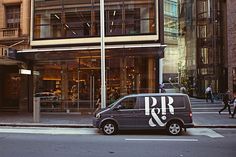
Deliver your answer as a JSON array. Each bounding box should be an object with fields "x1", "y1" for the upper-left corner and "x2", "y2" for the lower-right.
[
  {"x1": 125, "y1": 139, "x2": 198, "y2": 142},
  {"x1": 192, "y1": 108, "x2": 221, "y2": 109},
  {"x1": 193, "y1": 112, "x2": 227, "y2": 114},
  {"x1": 187, "y1": 128, "x2": 224, "y2": 138},
  {"x1": 0, "y1": 127, "x2": 97, "y2": 135}
]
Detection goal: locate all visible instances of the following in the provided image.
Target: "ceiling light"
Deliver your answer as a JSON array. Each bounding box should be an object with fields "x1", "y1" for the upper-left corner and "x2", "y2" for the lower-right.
[{"x1": 54, "y1": 14, "x2": 60, "y2": 19}]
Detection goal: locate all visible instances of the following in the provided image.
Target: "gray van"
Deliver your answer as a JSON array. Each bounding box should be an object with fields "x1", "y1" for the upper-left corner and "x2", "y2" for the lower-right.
[{"x1": 93, "y1": 93, "x2": 194, "y2": 135}]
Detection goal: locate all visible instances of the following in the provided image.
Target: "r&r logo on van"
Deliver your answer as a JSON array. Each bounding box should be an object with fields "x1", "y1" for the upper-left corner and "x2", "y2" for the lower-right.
[{"x1": 145, "y1": 96, "x2": 174, "y2": 127}]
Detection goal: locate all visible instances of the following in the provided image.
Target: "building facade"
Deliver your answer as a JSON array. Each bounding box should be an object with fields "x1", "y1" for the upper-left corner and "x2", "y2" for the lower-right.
[
  {"x1": 227, "y1": 0, "x2": 236, "y2": 95},
  {"x1": 15, "y1": 0, "x2": 165, "y2": 112},
  {"x1": 0, "y1": 0, "x2": 30, "y2": 111},
  {"x1": 179, "y1": 0, "x2": 228, "y2": 97},
  {"x1": 163, "y1": 0, "x2": 181, "y2": 84},
  {"x1": 0, "y1": 0, "x2": 234, "y2": 114}
]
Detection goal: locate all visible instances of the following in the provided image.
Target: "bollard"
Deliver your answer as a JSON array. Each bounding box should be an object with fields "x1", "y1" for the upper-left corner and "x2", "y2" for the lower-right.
[{"x1": 33, "y1": 97, "x2": 40, "y2": 123}]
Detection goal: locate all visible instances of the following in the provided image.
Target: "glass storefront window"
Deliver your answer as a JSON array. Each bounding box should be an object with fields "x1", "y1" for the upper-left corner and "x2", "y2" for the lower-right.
[
  {"x1": 33, "y1": 0, "x2": 156, "y2": 39},
  {"x1": 33, "y1": 49, "x2": 157, "y2": 111}
]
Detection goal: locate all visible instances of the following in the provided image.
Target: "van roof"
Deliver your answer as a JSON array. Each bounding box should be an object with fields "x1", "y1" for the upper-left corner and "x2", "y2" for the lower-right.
[{"x1": 124, "y1": 93, "x2": 188, "y2": 97}]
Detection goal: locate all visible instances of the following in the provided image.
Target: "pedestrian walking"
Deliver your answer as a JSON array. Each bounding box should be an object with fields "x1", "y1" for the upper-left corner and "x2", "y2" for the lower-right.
[
  {"x1": 219, "y1": 90, "x2": 231, "y2": 115},
  {"x1": 159, "y1": 83, "x2": 166, "y2": 93},
  {"x1": 180, "y1": 85, "x2": 187, "y2": 94},
  {"x1": 230, "y1": 96, "x2": 236, "y2": 118},
  {"x1": 205, "y1": 84, "x2": 213, "y2": 103}
]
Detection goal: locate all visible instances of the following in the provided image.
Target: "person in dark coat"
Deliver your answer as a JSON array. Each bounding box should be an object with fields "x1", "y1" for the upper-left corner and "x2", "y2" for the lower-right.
[
  {"x1": 230, "y1": 96, "x2": 236, "y2": 118},
  {"x1": 219, "y1": 90, "x2": 231, "y2": 115}
]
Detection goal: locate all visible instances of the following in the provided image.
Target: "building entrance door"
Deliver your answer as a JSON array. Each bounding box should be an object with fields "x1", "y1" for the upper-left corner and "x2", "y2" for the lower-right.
[{"x1": 77, "y1": 58, "x2": 101, "y2": 110}]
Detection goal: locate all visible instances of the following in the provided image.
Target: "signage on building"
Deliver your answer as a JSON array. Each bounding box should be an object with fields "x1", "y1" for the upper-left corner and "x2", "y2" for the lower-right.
[
  {"x1": 1, "y1": 48, "x2": 17, "y2": 59},
  {"x1": 19, "y1": 69, "x2": 31, "y2": 75},
  {"x1": 19, "y1": 69, "x2": 40, "y2": 75}
]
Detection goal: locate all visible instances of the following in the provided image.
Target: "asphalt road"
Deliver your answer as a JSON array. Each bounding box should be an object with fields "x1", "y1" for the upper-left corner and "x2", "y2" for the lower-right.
[{"x1": 0, "y1": 127, "x2": 235, "y2": 157}]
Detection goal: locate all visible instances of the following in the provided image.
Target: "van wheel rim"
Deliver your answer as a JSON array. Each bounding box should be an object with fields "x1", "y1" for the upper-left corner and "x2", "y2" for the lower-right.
[
  {"x1": 169, "y1": 124, "x2": 181, "y2": 135},
  {"x1": 104, "y1": 124, "x2": 115, "y2": 134}
]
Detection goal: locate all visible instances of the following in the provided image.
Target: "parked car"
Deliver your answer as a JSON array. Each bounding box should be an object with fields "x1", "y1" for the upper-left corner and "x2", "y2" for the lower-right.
[
  {"x1": 163, "y1": 83, "x2": 180, "y2": 93},
  {"x1": 34, "y1": 92, "x2": 58, "y2": 101},
  {"x1": 93, "y1": 93, "x2": 194, "y2": 135}
]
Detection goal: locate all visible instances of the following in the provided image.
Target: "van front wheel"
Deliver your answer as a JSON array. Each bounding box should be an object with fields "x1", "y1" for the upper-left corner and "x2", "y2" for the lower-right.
[
  {"x1": 101, "y1": 121, "x2": 118, "y2": 135},
  {"x1": 167, "y1": 121, "x2": 182, "y2": 136}
]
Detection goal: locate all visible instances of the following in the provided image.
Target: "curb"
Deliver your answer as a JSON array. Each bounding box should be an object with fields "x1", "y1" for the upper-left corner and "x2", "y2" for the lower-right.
[
  {"x1": 1, "y1": 123, "x2": 236, "y2": 128},
  {"x1": 0, "y1": 123, "x2": 93, "y2": 128},
  {"x1": 194, "y1": 125, "x2": 236, "y2": 128}
]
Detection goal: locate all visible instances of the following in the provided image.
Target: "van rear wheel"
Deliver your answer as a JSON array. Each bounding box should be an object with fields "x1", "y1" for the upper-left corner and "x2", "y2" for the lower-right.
[
  {"x1": 102, "y1": 121, "x2": 118, "y2": 135},
  {"x1": 167, "y1": 121, "x2": 182, "y2": 136}
]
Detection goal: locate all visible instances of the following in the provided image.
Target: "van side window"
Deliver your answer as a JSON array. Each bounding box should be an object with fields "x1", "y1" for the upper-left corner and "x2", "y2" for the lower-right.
[{"x1": 118, "y1": 97, "x2": 138, "y2": 109}]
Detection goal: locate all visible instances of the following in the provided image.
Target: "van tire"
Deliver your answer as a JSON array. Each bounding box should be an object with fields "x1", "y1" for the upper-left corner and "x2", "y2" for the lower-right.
[
  {"x1": 101, "y1": 121, "x2": 118, "y2": 135},
  {"x1": 166, "y1": 121, "x2": 183, "y2": 136}
]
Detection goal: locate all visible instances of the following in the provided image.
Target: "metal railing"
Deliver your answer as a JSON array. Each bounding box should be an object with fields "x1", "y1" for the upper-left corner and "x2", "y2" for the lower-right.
[{"x1": 0, "y1": 28, "x2": 20, "y2": 39}]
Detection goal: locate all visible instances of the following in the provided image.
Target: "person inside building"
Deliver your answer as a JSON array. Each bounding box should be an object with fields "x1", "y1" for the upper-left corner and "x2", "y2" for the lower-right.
[
  {"x1": 159, "y1": 83, "x2": 166, "y2": 93},
  {"x1": 94, "y1": 92, "x2": 101, "y2": 113}
]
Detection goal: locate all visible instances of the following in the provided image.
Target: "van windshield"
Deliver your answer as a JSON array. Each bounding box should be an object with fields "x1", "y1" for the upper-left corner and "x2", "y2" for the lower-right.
[
  {"x1": 107, "y1": 96, "x2": 123, "y2": 108},
  {"x1": 108, "y1": 102, "x2": 116, "y2": 108}
]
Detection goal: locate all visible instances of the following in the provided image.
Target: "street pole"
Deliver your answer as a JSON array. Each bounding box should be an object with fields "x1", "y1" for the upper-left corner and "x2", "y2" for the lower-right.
[
  {"x1": 100, "y1": 0, "x2": 106, "y2": 108},
  {"x1": 159, "y1": 58, "x2": 163, "y2": 93}
]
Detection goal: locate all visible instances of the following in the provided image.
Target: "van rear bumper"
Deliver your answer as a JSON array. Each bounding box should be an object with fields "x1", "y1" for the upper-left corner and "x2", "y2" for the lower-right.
[{"x1": 184, "y1": 123, "x2": 194, "y2": 128}]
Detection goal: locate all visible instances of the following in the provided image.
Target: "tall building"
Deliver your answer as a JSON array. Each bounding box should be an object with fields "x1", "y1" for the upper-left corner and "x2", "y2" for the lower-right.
[
  {"x1": 0, "y1": 0, "x2": 30, "y2": 111},
  {"x1": 179, "y1": 0, "x2": 228, "y2": 97},
  {"x1": 227, "y1": 0, "x2": 236, "y2": 95},
  {"x1": 163, "y1": 0, "x2": 181, "y2": 83},
  {"x1": 12, "y1": 0, "x2": 165, "y2": 112}
]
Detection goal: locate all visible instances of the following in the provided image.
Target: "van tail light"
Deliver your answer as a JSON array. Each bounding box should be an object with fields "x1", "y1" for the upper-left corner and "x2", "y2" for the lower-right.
[{"x1": 189, "y1": 112, "x2": 193, "y2": 117}]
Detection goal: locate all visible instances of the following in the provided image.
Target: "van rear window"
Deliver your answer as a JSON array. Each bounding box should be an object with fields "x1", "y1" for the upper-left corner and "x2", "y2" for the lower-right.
[{"x1": 171, "y1": 96, "x2": 185, "y2": 108}]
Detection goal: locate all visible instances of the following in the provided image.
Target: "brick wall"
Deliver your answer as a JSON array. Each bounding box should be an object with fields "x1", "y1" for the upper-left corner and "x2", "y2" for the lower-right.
[{"x1": 227, "y1": 0, "x2": 236, "y2": 94}]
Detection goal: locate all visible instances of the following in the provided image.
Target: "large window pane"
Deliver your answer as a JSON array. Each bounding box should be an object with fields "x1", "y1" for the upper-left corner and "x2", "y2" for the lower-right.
[
  {"x1": 33, "y1": 0, "x2": 156, "y2": 39},
  {"x1": 124, "y1": 0, "x2": 156, "y2": 35},
  {"x1": 105, "y1": 0, "x2": 156, "y2": 36}
]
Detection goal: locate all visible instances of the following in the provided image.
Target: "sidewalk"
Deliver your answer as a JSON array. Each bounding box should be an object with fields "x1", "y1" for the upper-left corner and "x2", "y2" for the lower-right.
[
  {"x1": 190, "y1": 97, "x2": 236, "y2": 128},
  {"x1": 0, "y1": 97, "x2": 235, "y2": 128},
  {"x1": 0, "y1": 112, "x2": 93, "y2": 128}
]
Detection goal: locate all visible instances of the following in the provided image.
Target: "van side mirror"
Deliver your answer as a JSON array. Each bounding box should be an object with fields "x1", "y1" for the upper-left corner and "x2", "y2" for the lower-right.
[{"x1": 113, "y1": 104, "x2": 123, "y2": 111}]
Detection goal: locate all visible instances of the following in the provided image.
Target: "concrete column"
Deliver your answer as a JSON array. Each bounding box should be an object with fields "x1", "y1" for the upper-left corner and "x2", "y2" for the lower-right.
[
  {"x1": 159, "y1": 58, "x2": 163, "y2": 93},
  {"x1": 22, "y1": 0, "x2": 30, "y2": 35},
  {"x1": 33, "y1": 97, "x2": 40, "y2": 123}
]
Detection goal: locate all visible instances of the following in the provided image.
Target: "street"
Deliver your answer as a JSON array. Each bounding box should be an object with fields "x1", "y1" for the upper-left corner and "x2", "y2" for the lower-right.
[
  {"x1": 0, "y1": 127, "x2": 235, "y2": 157},
  {"x1": 0, "y1": 97, "x2": 235, "y2": 157}
]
